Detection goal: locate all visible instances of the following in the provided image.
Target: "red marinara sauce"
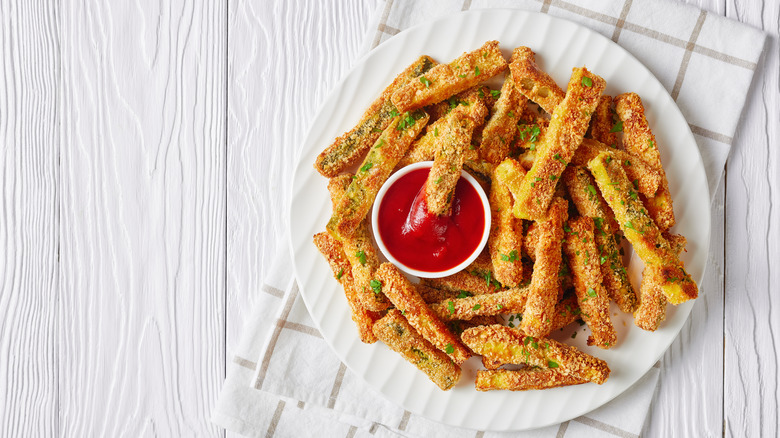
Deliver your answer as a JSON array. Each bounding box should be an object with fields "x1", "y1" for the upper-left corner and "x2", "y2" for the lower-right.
[{"x1": 376, "y1": 168, "x2": 485, "y2": 273}]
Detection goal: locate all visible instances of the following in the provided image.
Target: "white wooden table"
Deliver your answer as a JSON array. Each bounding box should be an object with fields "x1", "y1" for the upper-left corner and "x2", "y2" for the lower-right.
[{"x1": 0, "y1": 1, "x2": 776, "y2": 436}]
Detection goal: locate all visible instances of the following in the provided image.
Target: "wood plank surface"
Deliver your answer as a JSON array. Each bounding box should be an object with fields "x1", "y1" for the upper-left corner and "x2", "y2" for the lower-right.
[
  {"x1": 723, "y1": 1, "x2": 780, "y2": 436},
  {"x1": 0, "y1": 1, "x2": 60, "y2": 436},
  {"x1": 59, "y1": 1, "x2": 225, "y2": 436}
]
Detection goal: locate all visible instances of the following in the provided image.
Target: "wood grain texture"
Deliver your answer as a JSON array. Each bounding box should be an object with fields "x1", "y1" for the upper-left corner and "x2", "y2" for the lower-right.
[
  {"x1": 0, "y1": 1, "x2": 59, "y2": 436},
  {"x1": 723, "y1": 0, "x2": 780, "y2": 436},
  {"x1": 226, "y1": 0, "x2": 376, "y2": 347},
  {"x1": 60, "y1": 1, "x2": 225, "y2": 436}
]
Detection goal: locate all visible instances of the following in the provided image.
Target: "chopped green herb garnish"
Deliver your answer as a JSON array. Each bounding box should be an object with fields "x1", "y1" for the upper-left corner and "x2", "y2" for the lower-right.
[
  {"x1": 355, "y1": 250, "x2": 366, "y2": 265},
  {"x1": 610, "y1": 121, "x2": 623, "y2": 133},
  {"x1": 447, "y1": 300, "x2": 455, "y2": 315},
  {"x1": 581, "y1": 76, "x2": 593, "y2": 87},
  {"x1": 456, "y1": 290, "x2": 472, "y2": 299},
  {"x1": 445, "y1": 343, "x2": 454, "y2": 354},
  {"x1": 375, "y1": 139, "x2": 385, "y2": 148},
  {"x1": 500, "y1": 250, "x2": 519, "y2": 262},
  {"x1": 370, "y1": 279, "x2": 382, "y2": 294},
  {"x1": 419, "y1": 76, "x2": 432, "y2": 87},
  {"x1": 587, "y1": 287, "x2": 597, "y2": 298},
  {"x1": 336, "y1": 268, "x2": 344, "y2": 280},
  {"x1": 490, "y1": 89, "x2": 501, "y2": 98},
  {"x1": 474, "y1": 66, "x2": 481, "y2": 76},
  {"x1": 548, "y1": 360, "x2": 559, "y2": 368},
  {"x1": 472, "y1": 304, "x2": 482, "y2": 311},
  {"x1": 554, "y1": 153, "x2": 566, "y2": 164},
  {"x1": 360, "y1": 162, "x2": 373, "y2": 172}
]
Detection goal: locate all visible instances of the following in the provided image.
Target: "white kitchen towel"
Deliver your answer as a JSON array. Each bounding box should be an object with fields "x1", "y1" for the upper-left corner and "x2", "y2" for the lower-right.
[{"x1": 213, "y1": 1, "x2": 766, "y2": 437}]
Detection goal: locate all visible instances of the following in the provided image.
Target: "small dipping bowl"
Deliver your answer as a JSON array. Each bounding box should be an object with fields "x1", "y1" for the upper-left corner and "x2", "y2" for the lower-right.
[{"x1": 371, "y1": 161, "x2": 491, "y2": 278}]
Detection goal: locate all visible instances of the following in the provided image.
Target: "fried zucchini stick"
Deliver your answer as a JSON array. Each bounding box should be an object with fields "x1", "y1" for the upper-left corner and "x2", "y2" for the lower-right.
[
  {"x1": 425, "y1": 100, "x2": 488, "y2": 215},
  {"x1": 391, "y1": 40, "x2": 507, "y2": 112},
  {"x1": 476, "y1": 368, "x2": 588, "y2": 391},
  {"x1": 420, "y1": 268, "x2": 503, "y2": 296},
  {"x1": 614, "y1": 92, "x2": 675, "y2": 230},
  {"x1": 522, "y1": 197, "x2": 568, "y2": 337},
  {"x1": 489, "y1": 163, "x2": 524, "y2": 287},
  {"x1": 494, "y1": 157, "x2": 527, "y2": 207},
  {"x1": 398, "y1": 86, "x2": 490, "y2": 168},
  {"x1": 431, "y1": 287, "x2": 530, "y2": 321},
  {"x1": 512, "y1": 68, "x2": 605, "y2": 220},
  {"x1": 563, "y1": 166, "x2": 638, "y2": 313},
  {"x1": 587, "y1": 95, "x2": 618, "y2": 147},
  {"x1": 373, "y1": 309, "x2": 461, "y2": 390},
  {"x1": 480, "y1": 71, "x2": 528, "y2": 164},
  {"x1": 327, "y1": 175, "x2": 390, "y2": 312},
  {"x1": 315, "y1": 56, "x2": 436, "y2": 177},
  {"x1": 588, "y1": 152, "x2": 697, "y2": 304},
  {"x1": 571, "y1": 138, "x2": 661, "y2": 197},
  {"x1": 562, "y1": 217, "x2": 617, "y2": 349},
  {"x1": 313, "y1": 232, "x2": 380, "y2": 343},
  {"x1": 461, "y1": 325, "x2": 610, "y2": 384},
  {"x1": 509, "y1": 46, "x2": 565, "y2": 114},
  {"x1": 328, "y1": 110, "x2": 429, "y2": 240},
  {"x1": 375, "y1": 263, "x2": 471, "y2": 364},
  {"x1": 634, "y1": 234, "x2": 687, "y2": 331}
]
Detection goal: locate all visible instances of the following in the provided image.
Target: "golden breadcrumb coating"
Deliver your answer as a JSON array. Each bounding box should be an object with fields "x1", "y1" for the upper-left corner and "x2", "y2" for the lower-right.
[
  {"x1": 522, "y1": 197, "x2": 568, "y2": 337},
  {"x1": 634, "y1": 234, "x2": 687, "y2": 331},
  {"x1": 488, "y1": 166, "x2": 524, "y2": 287},
  {"x1": 391, "y1": 40, "x2": 507, "y2": 112},
  {"x1": 315, "y1": 56, "x2": 436, "y2": 177},
  {"x1": 431, "y1": 287, "x2": 530, "y2": 321},
  {"x1": 375, "y1": 263, "x2": 472, "y2": 364},
  {"x1": 588, "y1": 153, "x2": 697, "y2": 304},
  {"x1": 563, "y1": 166, "x2": 638, "y2": 313},
  {"x1": 313, "y1": 232, "x2": 381, "y2": 343},
  {"x1": 513, "y1": 67, "x2": 605, "y2": 220},
  {"x1": 587, "y1": 95, "x2": 618, "y2": 147},
  {"x1": 373, "y1": 309, "x2": 461, "y2": 390},
  {"x1": 562, "y1": 216, "x2": 617, "y2": 349},
  {"x1": 327, "y1": 110, "x2": 429, "y2": 240},
  {"x1": 461, "y1": 324, "x2": 610, "y2": 384},
  {"x1": 480, "y1": 70, "x2": 528, "y2": 165},
  {"x1": 476, "y1": 368, "x2": 588, "y2": 391},
  {"x1": 614, "y1": 92, "x2": 675, "y2": 231},
  {"x1": 509, "y1": 46, "x2": 565, "y2": 114}
]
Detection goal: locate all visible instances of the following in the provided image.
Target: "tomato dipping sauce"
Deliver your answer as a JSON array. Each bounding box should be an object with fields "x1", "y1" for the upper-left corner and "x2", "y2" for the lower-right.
[{"x1": 375, "y1": 167, "x2": 487, "y2": 274}]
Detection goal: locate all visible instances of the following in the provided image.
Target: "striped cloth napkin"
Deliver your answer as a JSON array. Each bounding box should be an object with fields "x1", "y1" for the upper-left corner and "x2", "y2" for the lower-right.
[{"x1": 213, "y1": 1, "x2": 765, "y2": 437}]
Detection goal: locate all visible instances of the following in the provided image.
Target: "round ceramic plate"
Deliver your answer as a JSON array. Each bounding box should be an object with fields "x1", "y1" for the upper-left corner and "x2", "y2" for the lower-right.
[{"x1": 289, "y1": 9, "x2": 710, "y2": 431}]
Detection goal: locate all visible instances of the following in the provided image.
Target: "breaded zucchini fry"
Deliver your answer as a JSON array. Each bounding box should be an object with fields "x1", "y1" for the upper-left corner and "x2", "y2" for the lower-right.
[
  {"x1": 420, "y1": 267, "x2": 503, "y2": 297},
  {"x1": 315, "y1": 56, "x2": 436, "y2": 177},
  {"x1": 461, "y1": 324, "x2": 610, "y2": 384},
  {"x1": 476, "y1": 368, "x2": 588, "y2": 391},
  {"x1": 588, "y1": 152, "x2": 697, "y2": 304},
  {"x1": 634, "y1": 234, "x2": 687, "y2": 331},
  {"x1": 523, "y1": 221, "x2": 539, "y2": 262},
  {"x1": 614, "y1": 92, "x2": 675, "y2": 230},
  {"x1": 425, "y1": 100, "x2": 488, "y2": 215},
  {"x1": 375, "y1": 263, "x2": 471, "y2": 364},
  {"x1": 571, "y1": 138, "x2": 661, "y2": 198},
  {"x1": 313, "y1": 232, "x2": 380, "y2": 343},
  {"x1": 512, "y1": 68, "x2": 605, "y2": 220},
  {"x1": 480, "y1": 71, "x2": 528, "y2": 164},
  {"x1": 391, "y1": 41, "x2": 507, "y2": 112},
  {"x1": 494, "y1": 157, "x2": 527, "y2": 206},
  {"x1": 509, "y1": 46, "x2": 565, "y2": 114},
  {"x1": 563, "y1": 165, "x2": 638, "y2": 313},
  {"x1": 562, "y1": 217, "x2": 617, "y2": 349},
  {"x1": 327, "y1": 110, "x2": 429, "y2": 240},
  {"x1": 488, "y1": 166, "x2": 524, "y2": 287},
  {"x1": 522, "y1": 197, "x2": 568, "y2": 337},
  {"x1": 373, "y1": 309, "x2": 461, "y2": 390},
  {"x1": 431, "y1": 287, "x2": 530, "y2": 321},
  {"x1": 587, "y1": 95, "x2": 618, "y2": 147},
  {"x1": 327, "y1": 174, "x2": 390, "y2": 312}
]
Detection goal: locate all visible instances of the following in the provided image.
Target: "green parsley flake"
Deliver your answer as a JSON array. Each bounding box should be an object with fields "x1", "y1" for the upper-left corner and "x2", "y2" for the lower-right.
[
  {"x1": 474, "y1": 66, "x2": 481, "y2": 76},
  {"x1": 548, "y1": 360, "x2": 559, "y2": 368},
  {"x1": 419, "y1": 76, "x2": 432, "y2": 87},
  {"x1": 587, "y1": 287, "x2": 597, "y2": 297},
  {"x1": 581, "y1": 76, "x2": 593, "y2": 87},
  {"x1": 456, "y1": 290, "x2": 472, "y2": 299},
  {"x1": 375, "y1": 139, "x2": 385, "y2": 148},
  {"x1": 472, "y1": 304, "x2": 482, "y2": 311},
  {"x1": 554, "y1": 153, "x2": 566, "y2": 164},
  {"x1": 490, "y1": 90, "x2": 501, "y2": 98},
  {"x1": 445, "y1": 343, "x2": 454, "y2": 354},
  {"x1": 360, "y1": 162, "x2": 373, "y2": 172},
  {"x1": 336, "y1": 268, "x2": 344, "y2": 280},
  {"x1": 355, "y1": 250, "x2": 366, "y2": 265},
  {"x1": 370, "y1": 279, "x2": 382, "y2": 294},
  {"x1": 447, "y1": 300, "x2": 455, "y2": 315},
  {"x1": 610, "y1": 121, "x2": 623, "y2": 133}
]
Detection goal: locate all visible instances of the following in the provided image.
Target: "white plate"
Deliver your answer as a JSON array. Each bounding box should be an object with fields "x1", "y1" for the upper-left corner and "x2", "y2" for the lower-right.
[{"x1": 289, "y1": 9, "x2": 710, "y2": 431}]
